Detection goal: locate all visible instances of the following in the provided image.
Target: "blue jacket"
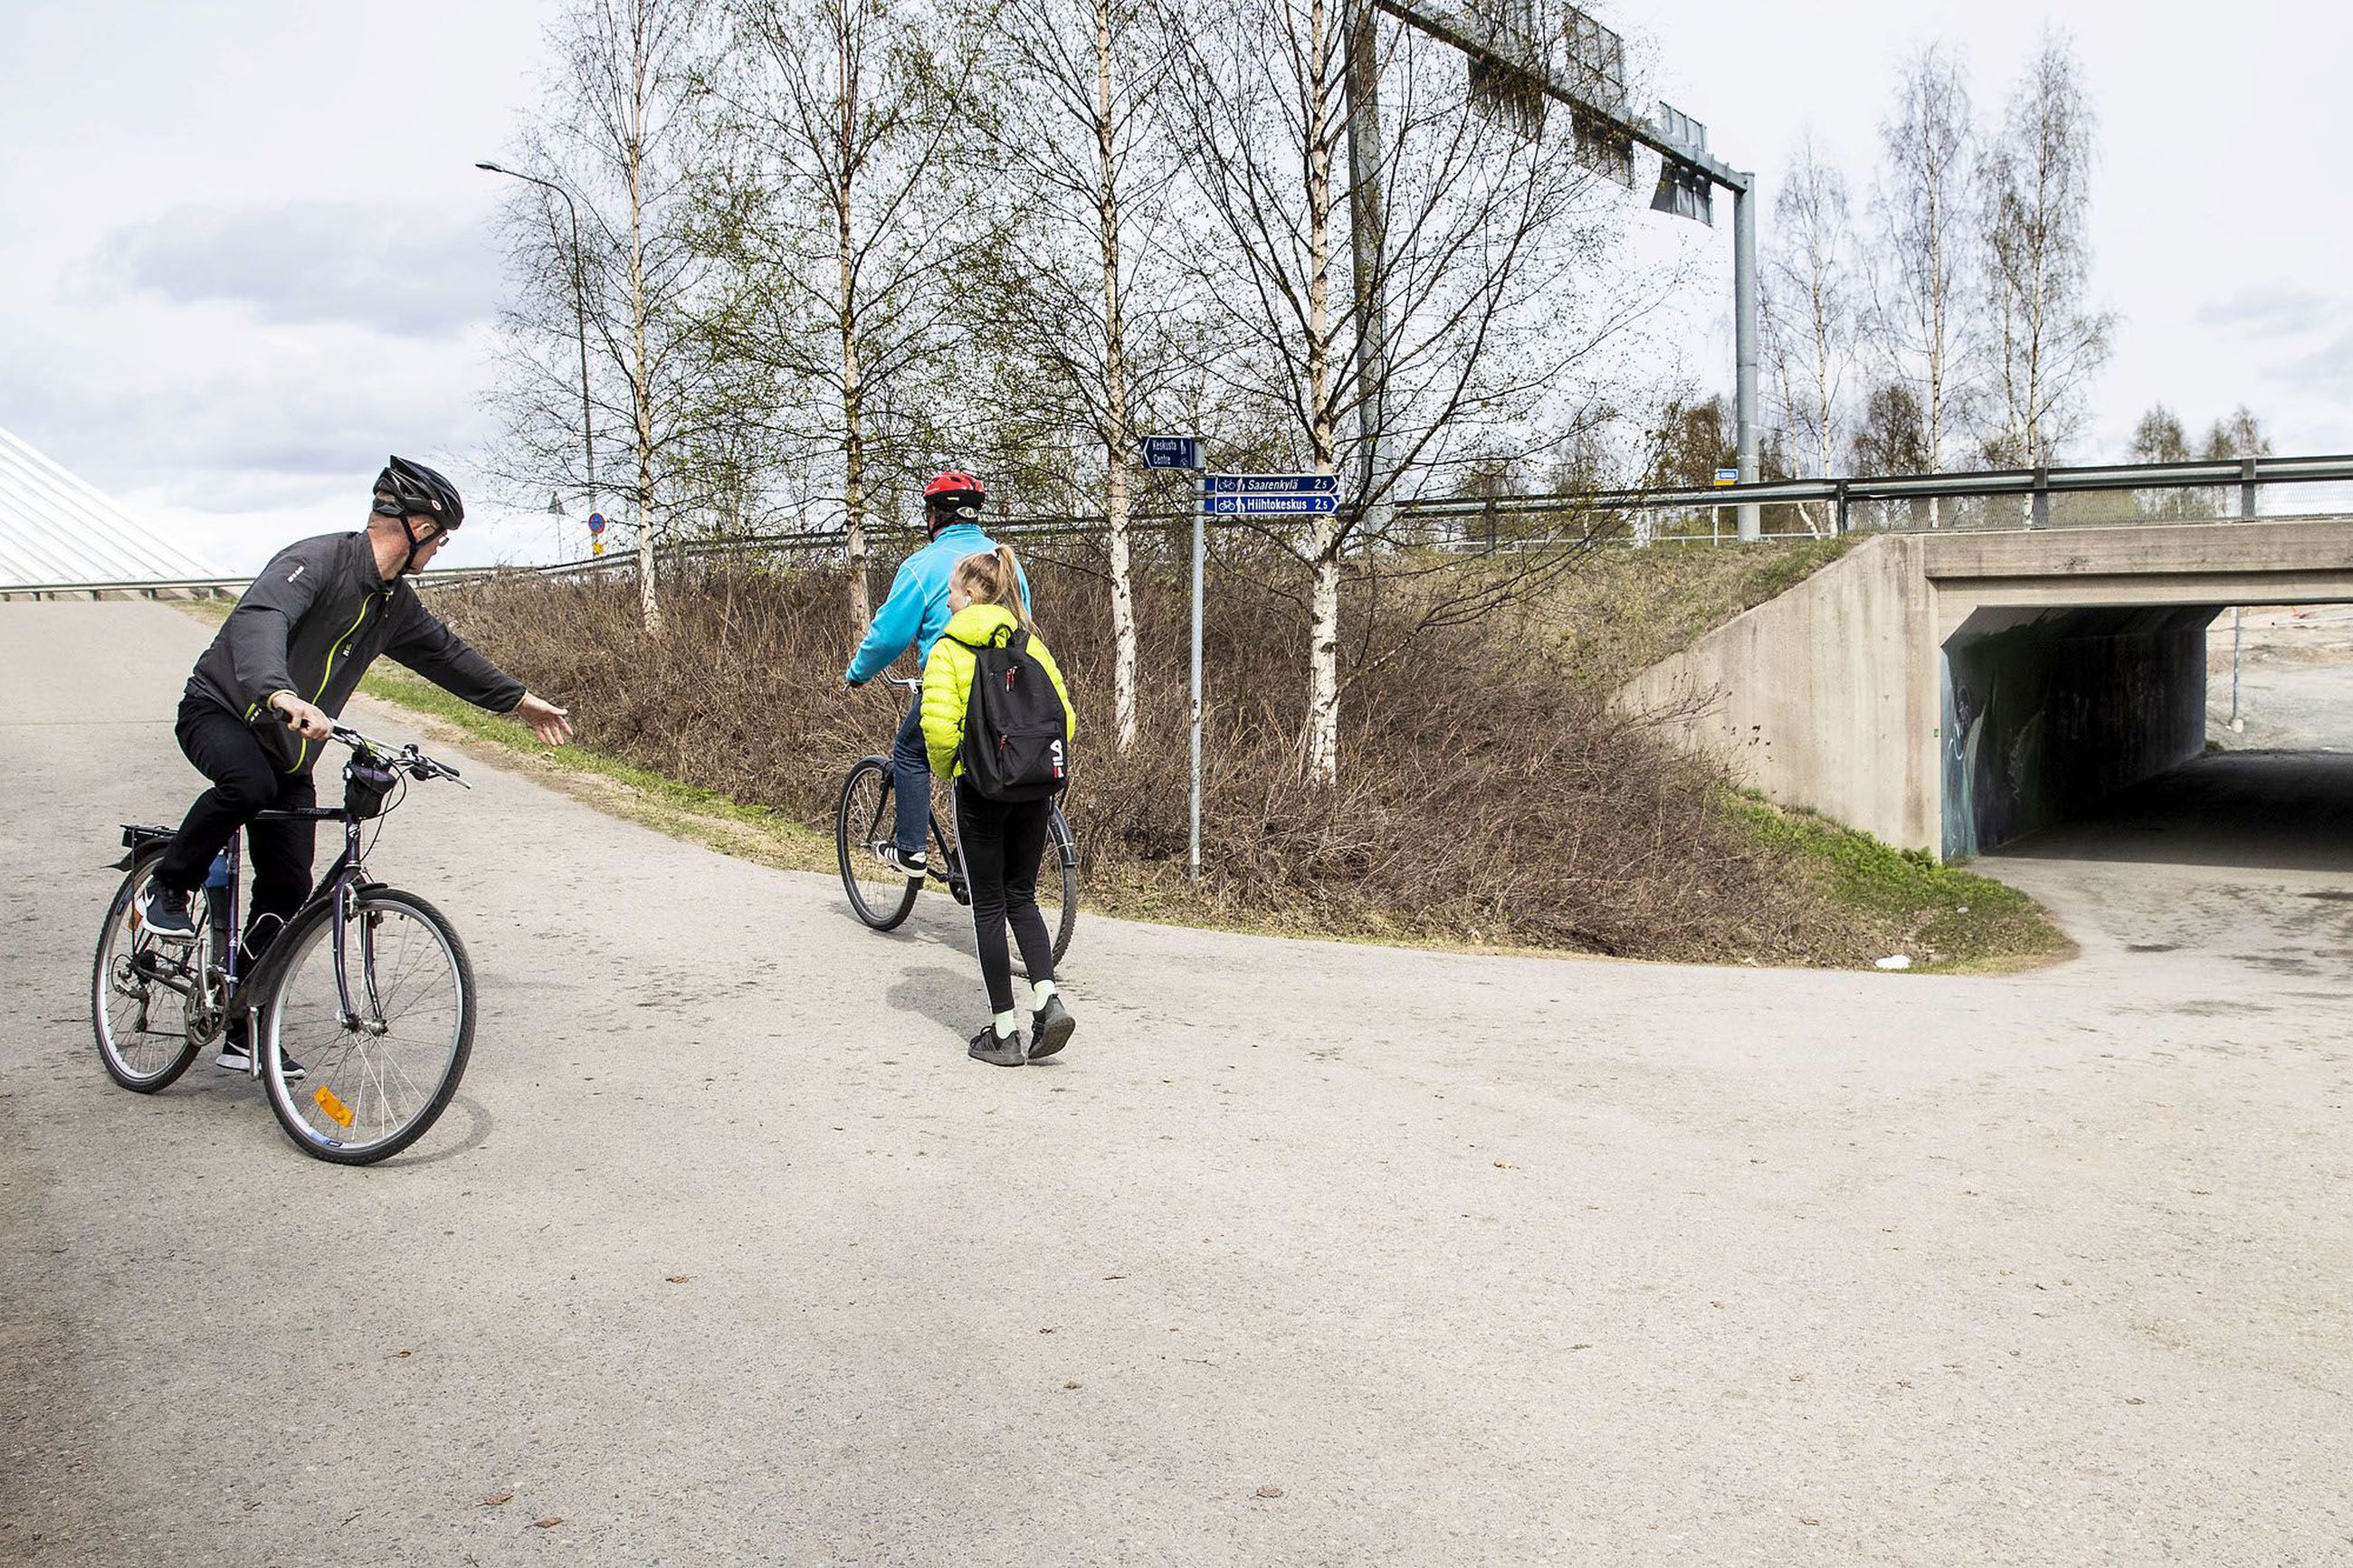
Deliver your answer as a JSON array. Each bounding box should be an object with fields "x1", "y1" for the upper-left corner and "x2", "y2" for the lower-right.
[{"x1": 843, "y1": 522, "x2": 1031, "y2": 685}]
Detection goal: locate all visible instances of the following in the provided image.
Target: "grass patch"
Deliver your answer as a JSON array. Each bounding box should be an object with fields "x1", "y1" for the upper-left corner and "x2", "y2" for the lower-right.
[
  {"x1": 1552, "y1": 535, "x2": 1860, "y2": 686},
  {"x1": 1727, "y1": 792, "x2": 2073, "y2": 973},
  {"x1": 357, "y1": 662, "x2": 837, "y2": 876}
]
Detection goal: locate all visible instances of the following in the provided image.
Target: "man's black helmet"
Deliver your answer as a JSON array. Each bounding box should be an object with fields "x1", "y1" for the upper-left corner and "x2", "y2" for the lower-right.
[{"x1": 372, "y1": 456, "x2": 464, "y2": 530}]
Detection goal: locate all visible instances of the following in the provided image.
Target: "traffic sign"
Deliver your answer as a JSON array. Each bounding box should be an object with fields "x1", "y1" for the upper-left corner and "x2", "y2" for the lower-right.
[
  {"x1": 588, "y1": 512, "x2": 606, "y2": 532},
  {"x1": 1141, "y1": 435, "x2": 1202, "y2": 470},
  {"x1": 1711, "y1": 467, "x2": 1738, "y2": 488},
  {"x1": 1203, "y1": 473, "x2": 1337, "y2": 496},
  {"x1": 1204, "y1": 494, "x2": 1338, "y2": 516}
]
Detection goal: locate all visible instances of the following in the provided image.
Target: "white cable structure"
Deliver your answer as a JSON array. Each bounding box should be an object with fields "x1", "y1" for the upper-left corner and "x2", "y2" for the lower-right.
[{"x1": 0, "y1": 425, "x2": 217, "y2": 587}]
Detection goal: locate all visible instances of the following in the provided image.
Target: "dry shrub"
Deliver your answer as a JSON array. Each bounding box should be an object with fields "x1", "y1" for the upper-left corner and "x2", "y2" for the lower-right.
[{"x1": 433, "y1": 547, "x2": 1864, "y2": 964}]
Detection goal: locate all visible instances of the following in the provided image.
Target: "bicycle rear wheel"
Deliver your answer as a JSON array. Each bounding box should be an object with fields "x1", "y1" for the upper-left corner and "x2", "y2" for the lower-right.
[
  {"x1": 260, "y1": 888, "x2": 473, "y2": 1164},
  {"x1": 837, "y1": 755, "x2": 920, "y2": 931},
  {"x1": 90, "y1": 853, "x2": 201, "y2": 1092},
  {"x1": 1042, "y1": 805, "x2": 1080, "y2": 967}
]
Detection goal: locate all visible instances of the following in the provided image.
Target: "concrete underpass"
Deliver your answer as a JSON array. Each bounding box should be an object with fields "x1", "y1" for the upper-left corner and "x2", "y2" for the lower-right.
[
  {"x1": 1940, "y1": 600, "x2": 2352, "y2": 861},
  {"x1": 1627, "y1": 516, "x2": 2353, "y2": 862}
]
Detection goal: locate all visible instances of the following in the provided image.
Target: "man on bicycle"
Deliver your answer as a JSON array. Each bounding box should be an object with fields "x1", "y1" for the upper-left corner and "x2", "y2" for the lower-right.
[
  {"x1": 843, "y1": 471, "x2": 1026, "y2": 878},
  {"x1": 138, "y1": 457, "x2": 574, "y2": 1069}
]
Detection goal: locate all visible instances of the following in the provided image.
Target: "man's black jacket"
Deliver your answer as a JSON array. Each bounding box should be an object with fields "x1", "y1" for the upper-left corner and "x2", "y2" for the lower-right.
[{"x1": 186, "y1": 531, "x2": 524, "y2": 774}]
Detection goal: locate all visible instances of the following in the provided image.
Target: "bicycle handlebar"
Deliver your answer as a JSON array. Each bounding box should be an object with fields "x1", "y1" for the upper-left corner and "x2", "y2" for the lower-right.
[
  {"x1": 884, "y1": 676, "x2": 923, "y2": 692},
  {"x1": 328, "y1": 726, "x2": 470, "y2": 788}
]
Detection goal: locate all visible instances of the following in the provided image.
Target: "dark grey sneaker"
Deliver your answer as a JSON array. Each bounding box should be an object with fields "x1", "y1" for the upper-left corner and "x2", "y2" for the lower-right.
[
  {"x1": 138, "y1": 881, "x2": 196, "y2": 941},
  {"x1": 216, "y1": 1026, "x2": 303, "y2": 1081},
  {"x1": 880, "y1": 844, "x2": 929, "y2": 879},
  {"x1": 1028, "y1": 994, "x2": 1075, "y2": 1061},
  {"x1": 968, "y1": 1026, "x2": 1025, "y2": 1068}
]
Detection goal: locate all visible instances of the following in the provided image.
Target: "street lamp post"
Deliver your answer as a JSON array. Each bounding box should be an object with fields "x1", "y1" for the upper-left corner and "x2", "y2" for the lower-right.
[{"x1": 475, "y1": 160, "x2": 596, "y2": 524}]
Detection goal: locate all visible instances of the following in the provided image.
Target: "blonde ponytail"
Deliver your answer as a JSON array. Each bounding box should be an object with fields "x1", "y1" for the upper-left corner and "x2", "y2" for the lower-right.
[{"x1": 954, "y1": 546, "x2": 1038, "y2": 635}]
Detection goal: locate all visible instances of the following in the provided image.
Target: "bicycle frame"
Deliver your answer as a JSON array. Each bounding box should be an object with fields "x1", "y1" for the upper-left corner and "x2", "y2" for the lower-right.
[{"x1": 210, "y1": 807, "x2": 379, "y2": 1066}]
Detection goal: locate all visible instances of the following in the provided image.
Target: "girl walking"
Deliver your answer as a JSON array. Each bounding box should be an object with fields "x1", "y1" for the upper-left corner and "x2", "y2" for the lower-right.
[{"x1": 920, "y1": 546, "x2": 1079, "y2": 1067}]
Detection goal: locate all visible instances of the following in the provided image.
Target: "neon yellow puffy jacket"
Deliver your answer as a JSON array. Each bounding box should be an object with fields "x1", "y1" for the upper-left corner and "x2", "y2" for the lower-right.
[{"x1": 919, "y1": 603, "x2": 1077, "y2": 782}]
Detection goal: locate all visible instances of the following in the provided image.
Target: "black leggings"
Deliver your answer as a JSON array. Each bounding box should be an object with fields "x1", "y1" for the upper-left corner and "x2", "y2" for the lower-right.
[
  {"x1": 156, "y1": 695, "x2": 319, "y2": 967},
  {"x1": 951, "y1": 781, "x2": 1056, "y2": 1015}
]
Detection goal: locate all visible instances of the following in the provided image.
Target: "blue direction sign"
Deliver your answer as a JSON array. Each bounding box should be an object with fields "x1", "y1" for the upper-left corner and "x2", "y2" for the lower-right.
[
  {"x1": 1141, "y1": 435, "x2": 1202, "y2": 470},
  {"x1": 1204, "y1": 473, "x2": 1338, "y2": 496},
  {"x1": 1204, "y1": 494, "x2": 1338, "y2": 516}
]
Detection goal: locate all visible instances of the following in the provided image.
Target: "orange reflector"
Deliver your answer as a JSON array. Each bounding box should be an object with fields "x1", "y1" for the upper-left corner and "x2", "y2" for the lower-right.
[{"x1": 313, "y1": 1086, "x2": 355, "y2": 1127}]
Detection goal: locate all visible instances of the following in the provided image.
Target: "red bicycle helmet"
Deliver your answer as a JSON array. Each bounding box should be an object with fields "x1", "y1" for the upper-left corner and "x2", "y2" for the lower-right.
[{"x1": 922, "y1": 470, "x2": 986, "y2": 534}]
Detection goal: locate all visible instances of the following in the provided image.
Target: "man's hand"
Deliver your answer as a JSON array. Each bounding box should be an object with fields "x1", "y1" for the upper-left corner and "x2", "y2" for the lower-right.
[
  {"x1": 515, "y1": 691, "x2": 575, "y2": 746},
  {"x1": 269, "y1": 691, "x2": 334, "y2": 741}
]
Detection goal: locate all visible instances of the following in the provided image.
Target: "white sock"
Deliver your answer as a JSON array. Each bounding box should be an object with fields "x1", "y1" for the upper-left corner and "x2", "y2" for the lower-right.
[
  {"x1": 1031, "y1": 981, "x2": 1058, "y2": 1009},
  {"x1": 994, "y1": 1010, "x2": 1019, "y2": 1039}
]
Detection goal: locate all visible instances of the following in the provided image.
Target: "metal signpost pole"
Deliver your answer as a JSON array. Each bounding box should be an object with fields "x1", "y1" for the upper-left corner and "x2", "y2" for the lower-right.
[
  {"x1": 1732, "y1": 176, "x2": 1761, "y2": 543},
  {"x1": 1191, "y1": 478, "x2": 1206, "y2": 880},
  {"x1": 1142, "y1": 436, "x2": 1210, "y2": 880}
]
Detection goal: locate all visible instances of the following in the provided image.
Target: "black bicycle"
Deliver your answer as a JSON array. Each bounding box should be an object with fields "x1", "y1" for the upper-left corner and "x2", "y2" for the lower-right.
[
  {"x1": 92, "y1": 726, "x2": 477, "y2": 1165},
  {"x1": 835, "y1": 676, "x2": 1079, "y2": 964}
]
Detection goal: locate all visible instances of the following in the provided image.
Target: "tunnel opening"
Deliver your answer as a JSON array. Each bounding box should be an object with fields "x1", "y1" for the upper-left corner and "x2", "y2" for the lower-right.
[{"x1": 1942, "y1": 600, "x2": 2353, "y2": 866}]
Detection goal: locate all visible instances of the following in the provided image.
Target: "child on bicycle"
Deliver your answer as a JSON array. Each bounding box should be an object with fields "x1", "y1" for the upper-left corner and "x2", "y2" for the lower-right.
[{"x1": 919, "y1": 545, "x2": 1077, "y2": 1067}]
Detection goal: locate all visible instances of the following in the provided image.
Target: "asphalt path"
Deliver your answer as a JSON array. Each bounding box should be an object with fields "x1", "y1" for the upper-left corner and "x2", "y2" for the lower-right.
[{"x1": 4, "y1": 603, "x2": 2348, "y2": 1566}]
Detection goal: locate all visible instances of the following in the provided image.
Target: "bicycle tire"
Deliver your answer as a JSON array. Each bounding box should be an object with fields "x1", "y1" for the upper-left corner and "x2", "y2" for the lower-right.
[
  {"x1": 1045, "y1": 805, "x2": 1080, "y2": 967},
  {"x1": 258, "y1": 888, "x2": 474, "y2": 1165},
  {"x1": 90, "y1": 851, "x2": 201, "y2": 1093},
  {"x1": 837, "y1": 755, "x2": 920, "y2": 931}
]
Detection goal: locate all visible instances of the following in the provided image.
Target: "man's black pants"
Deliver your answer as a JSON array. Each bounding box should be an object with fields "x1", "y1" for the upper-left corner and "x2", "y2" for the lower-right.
[
  {"x1": 156, "y1": 695, "x2": 318, "y2": 967},
  {"x1": 950, "y1": 781, "x2": 1058, "y2": 1015}
]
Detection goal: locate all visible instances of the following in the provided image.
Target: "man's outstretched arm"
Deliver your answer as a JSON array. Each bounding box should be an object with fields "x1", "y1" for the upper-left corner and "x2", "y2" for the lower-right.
[{"x1": 385, "y1": 599, "x2": 574, "y2": 745}]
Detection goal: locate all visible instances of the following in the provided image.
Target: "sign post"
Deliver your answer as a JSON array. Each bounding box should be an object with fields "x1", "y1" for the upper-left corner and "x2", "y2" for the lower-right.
[
  {"x1": 1192, "y1": 480, "x2": 1205, "y2": 879},
  {"x1": 588, "y1": 511, "x2": 606, "y2": 557},
  {"x1": 1139, "y1": 434, "x2": 1210, "y2": 879},
  {"x1": 1141, "y1": 434, "x2": 1202, "y2": 471}
]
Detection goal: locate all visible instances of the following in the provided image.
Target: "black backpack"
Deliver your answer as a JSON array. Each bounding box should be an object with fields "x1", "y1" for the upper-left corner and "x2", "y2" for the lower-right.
[{"x1": 950, "y1": 625, "x2": 1072, "y2": 802}]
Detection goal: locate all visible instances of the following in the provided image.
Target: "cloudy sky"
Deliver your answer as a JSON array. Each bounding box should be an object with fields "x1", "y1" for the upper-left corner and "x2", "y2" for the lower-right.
[{"x1": 1, "y1": 0, "x2": 2346, "y2": 573}]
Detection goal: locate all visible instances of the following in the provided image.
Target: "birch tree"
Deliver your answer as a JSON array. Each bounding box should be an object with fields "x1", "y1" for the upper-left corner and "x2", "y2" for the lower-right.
[
  {"x1": 971, "y1": 0, "x2": 1187, "y2": 751},
  {"x1": 1161, "y1": 0, "x2": 1622, "y2": 784},
  {"x1": 1979, "y1": 34, "x2": 2111, "y2": 467},
  {"x1": 1763, "y1": 133, "x2": 1862, "y2": 533},
  {"x1": 491, "y1": 0, "x2": 723, "y2": 632},
  {"x1": 708, "y1": 0, "x2": 983, "y2": 625},
  {"x1": 1872, "y1": 45, "x2": 1978, "y2": 500}
]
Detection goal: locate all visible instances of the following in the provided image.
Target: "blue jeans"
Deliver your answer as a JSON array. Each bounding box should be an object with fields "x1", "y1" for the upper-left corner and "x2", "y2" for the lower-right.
[{"x1": 891, "y1": 693, "x2": 930, "y2": 857}]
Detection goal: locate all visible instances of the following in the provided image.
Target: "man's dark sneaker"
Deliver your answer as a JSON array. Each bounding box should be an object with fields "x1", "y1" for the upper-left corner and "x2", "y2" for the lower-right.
[
  {"x1": 137, "y1": 882, "x2": 196, "y2": 941},
  {"x1": 216, "y1": 1029, "x2": 303, "y2": 1081},
  {"x1": 1028, "y1": 994, "x2": 1076, "y2": 1061},
  {"x1": 880, "y1": 844, "x2": 929, "y2": 879},
  {"x1": 968, "y1": 1026, "x2": 1025, "y2": 1068}
]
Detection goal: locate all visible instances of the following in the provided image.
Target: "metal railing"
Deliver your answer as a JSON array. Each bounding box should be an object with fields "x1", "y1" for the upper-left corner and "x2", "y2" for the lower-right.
[{"x1": 7, "y1": 455, "x2": 2351, "y2": 599}]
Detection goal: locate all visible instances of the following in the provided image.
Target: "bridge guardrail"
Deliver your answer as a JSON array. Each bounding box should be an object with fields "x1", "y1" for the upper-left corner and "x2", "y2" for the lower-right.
[{"x1": 8, "y1": 454, "x2": 2353, "y2": 598}]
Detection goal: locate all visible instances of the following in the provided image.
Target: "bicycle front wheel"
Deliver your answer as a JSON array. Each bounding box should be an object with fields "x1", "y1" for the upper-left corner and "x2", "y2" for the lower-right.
[
  {"x1": 837, "y1": 755, "x2": 920, "y2": 931},
  {"x1": 90, "y1": 853, "x2": 201, "y2": 1092},
  {"x1": 260, "y1": 889, "x2": 474, "y2": 1165}
]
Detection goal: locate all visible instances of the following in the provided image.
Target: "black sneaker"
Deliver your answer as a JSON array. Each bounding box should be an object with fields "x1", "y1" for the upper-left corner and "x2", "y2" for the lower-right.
[
  {"x1": 138, "y1": 882, "x2": 196, "y2": 941},
  {"x1": 1028, "y1": 994, "x2": 1075, "y2": 1061},
  {"x1": 968, "y1": 1026, "x2": 1025, "y2": 1068},
  {"x1": 880, "y1": 844, "x2": 928, "y2": 879},
  {"x1": 216, "y1": 1031, "x2": 303, "y2": 1081}
]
